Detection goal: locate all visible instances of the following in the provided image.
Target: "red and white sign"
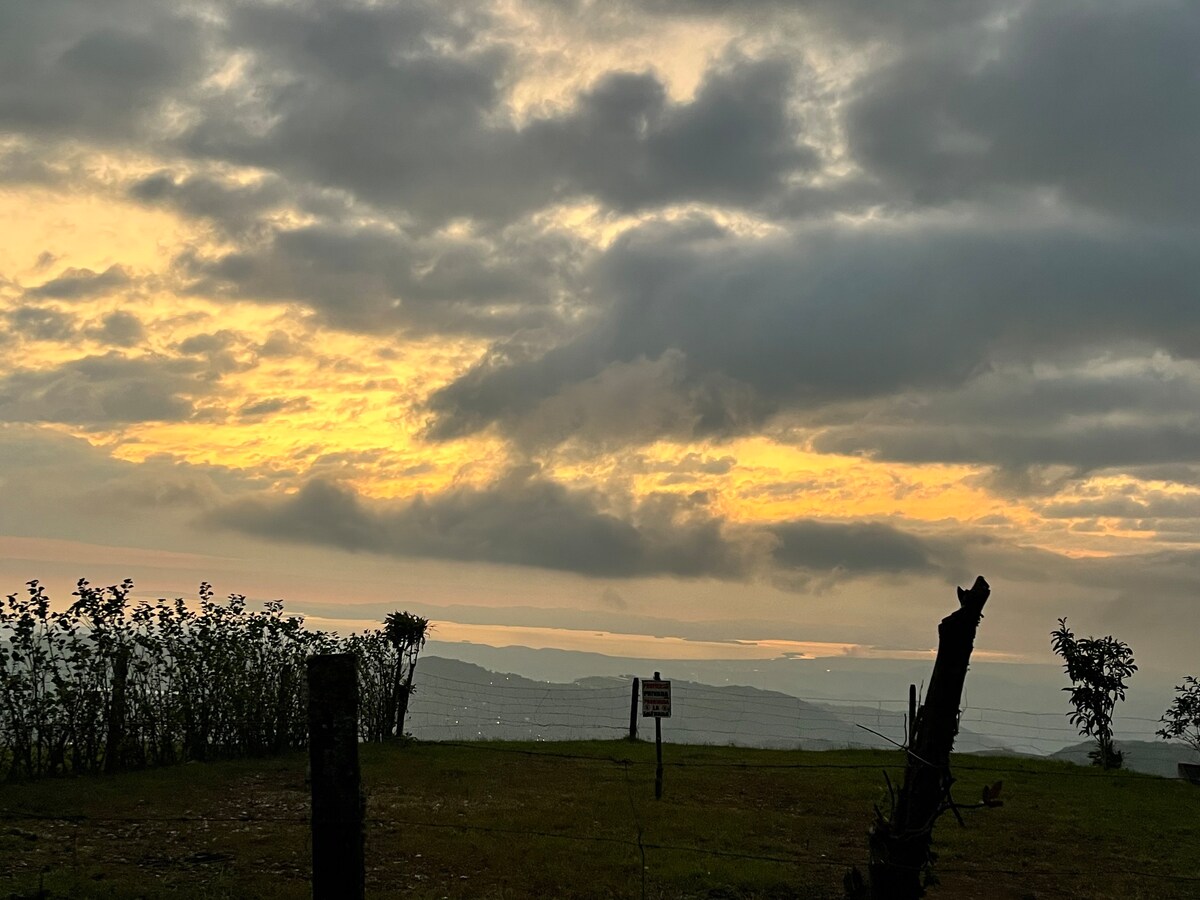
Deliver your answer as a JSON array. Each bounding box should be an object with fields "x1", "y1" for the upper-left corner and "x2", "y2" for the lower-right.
[{"x1": 641, "y1": 679, "x2": 671, "y2": 718}]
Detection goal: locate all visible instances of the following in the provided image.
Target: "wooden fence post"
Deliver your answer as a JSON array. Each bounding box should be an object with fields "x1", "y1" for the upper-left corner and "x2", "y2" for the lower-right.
[
  {"x1": 850, "y1": 576, "x2": 992, "y2": 900},
  {"x1": 272, "y1": 666, "x2": 293, "y2": 755},
  {"x1": 654, "y1": 671, "x2": 664, "y2": 801},
  {"x1": 308, "y1": 653, "x2": 365, "y2": 900},
  {"x1": 629, "y1": 677, "x2": 640, "y2": 741},
  {"x1": 104, "y1": 646, "x2": 129, "y2": 775}
]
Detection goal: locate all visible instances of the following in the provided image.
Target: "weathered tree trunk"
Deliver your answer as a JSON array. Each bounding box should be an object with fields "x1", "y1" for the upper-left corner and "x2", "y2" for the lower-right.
[
  {"x1": 396, "y1": 655, "x2": 418, "y2": 739},
  {"x1": 859, "y1": 576, "x2": 991, "y2": 899},
  {"x1": 381, "y1": 661, "x2": 402, "y2": 742}
]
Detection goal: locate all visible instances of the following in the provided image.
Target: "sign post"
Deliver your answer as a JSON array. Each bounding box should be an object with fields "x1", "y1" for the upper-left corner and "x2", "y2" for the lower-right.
[
  {"x1": 628, "y1": 677, "x2": 640, "y2": 740},
  {"x1": 642, "y1": 672, "x2": 671, "y2": 799}
]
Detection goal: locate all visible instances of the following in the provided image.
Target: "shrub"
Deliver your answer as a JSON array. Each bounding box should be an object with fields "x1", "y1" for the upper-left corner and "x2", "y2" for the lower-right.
[
  {"x1": 1156, "y1": 676, "x2": 1200, "y2": 757},
  {"x1": 1050, "y1": 617, "x2": 1137, "y2": 770},
  {"x1": 0, "y1": 579, "x2": 420, "y2": 780}
]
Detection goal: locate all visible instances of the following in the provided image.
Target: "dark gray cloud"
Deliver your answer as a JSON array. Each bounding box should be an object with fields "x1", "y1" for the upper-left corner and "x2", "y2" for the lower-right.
[
  {"x1": 818, "y1": 416, "x2": 1200, "y2": 477},
  {"x1": 0, "y1": 0, "x2": 208, "y2": 141},
  {"x1": 846, "y1": 0, "x2": 1200, "y2": 223},
  {"x1": 255, "y1": 330, "x2": 305, "y2": 359},
  {"x1": 128, "y1": 171, "x2": 293, "y2": 236},
  {"x1": 8, "y1": 0, "x2": 1194, "y2": 234},
  {"x1": 1041, "y1": 493, "x2": 1200, "y2": 521},
  {"x1": 180, "y1": 0, "x2": 811, "y2": 224},
  {"x1": 176, "y1": 331, "x2": 238, "y2": 356},
  {"x1": 238, "y1": 396, "x2": 311, "y2": 419},
  {"x1": 807, "y1": 357, "x2": 1200, "y2": 483},
  {"x1": 0, "y1": 140, "x2": 71, "y2": 187},
  {"x1": 962, "y1": 536, "x2": 1200, "y2": 663},
  {"x1": 174, "y1": 2, "x2": 500, "y2": 211},
  {"x1": 520, "y1": 58, "x2": 816, "y2": 212},
  {"x1": 435, "y1": 351, "x2": 769, "y2": 450},
  {"x1": 28, "y1": 265, "x2": 131, "y2": 300},
  {"x1": 209, "y1": 471, "x2": 747, "y2": 579},
  {"x1": 208, "y1": 470, "x2": 946, "y2": 583},
  {"x1": 6, "y1": 306, "x2": 76, "y2": 342},
  {"x1": 0, "y1": 353, "x2": 214, "y2": 425},
  {"x1": 86, "y1": 310, "x2": 146, "y2": 347},
  {"x1": 172, "y1": 329, "x2": 253, "y2": 376},
  {"x1": 427, "y1": 215, "x2": 1200, "y2": 448},
  {"x1": 1119, "y1": 464, "x2": 1200, "y2": 486},
  {"x1": 178, "y1": 222, "x2": 576, "y2": 335},
  {"x1": 683, "y1": 0, "x2": 998, "y2": 31},
  {"x1": 543, "y1": 0, "x2": 1002, "y2": 43},
  {"x1": 768, "y1": 520, "x2": 937, "y2": 576},
  {"x1": 225, "y1": 0, "x2": 487, "y2": 75},
  {"x1": 126, "y1": 167, "x2": 362, "y2": 240}
]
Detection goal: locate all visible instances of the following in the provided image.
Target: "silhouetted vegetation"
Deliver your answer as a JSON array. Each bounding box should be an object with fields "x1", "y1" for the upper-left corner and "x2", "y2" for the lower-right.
[
  {"x1": 0, "y1": 579, "x2": 428, "y2": 780},
  {"x1": 1157, "y1": 676, "x2": 1200, "y2": 756},
  {"x1": 1051, "y1": 617, "x2": 1137, "y2": 769},
  {"x1": 347, "y1": 611, "x2": 429, "y2": 743}
]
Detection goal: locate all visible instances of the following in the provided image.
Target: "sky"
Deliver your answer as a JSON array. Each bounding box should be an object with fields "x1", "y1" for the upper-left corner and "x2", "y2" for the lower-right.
[{"x1": 1, "y1": 0, "x2": 1198, "y2": 691}]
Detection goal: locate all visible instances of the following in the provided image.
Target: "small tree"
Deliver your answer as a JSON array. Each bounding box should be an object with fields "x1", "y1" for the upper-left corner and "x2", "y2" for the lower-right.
[
  {"x1": 384, "y1": 612, "x2": 429, "y2": 740},
  {"x1": 1050, "y1": 617, "x2": 1137, "y2": 769},
  {"x1": 1157, "y1": 676, "x2": 1200, "y2": 757},
  {"x1": 348, "y1": 612, "x2": 430, "y2": 743}
]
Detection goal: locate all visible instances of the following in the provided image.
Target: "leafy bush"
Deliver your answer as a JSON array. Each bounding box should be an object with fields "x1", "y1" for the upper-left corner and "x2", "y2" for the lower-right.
[
  {"x1": 0, "y1": 579, "x2": 424, "y2": 780},
  {"x1": 1157, "y1": 676, "x2": 1200, "y2": 757},
  {"x1": 347, "y1": 611, "x2": 429, "y2": 743},
  {"x1": 1050, "y1": 617, "x2": 1137, "y2": 769}
]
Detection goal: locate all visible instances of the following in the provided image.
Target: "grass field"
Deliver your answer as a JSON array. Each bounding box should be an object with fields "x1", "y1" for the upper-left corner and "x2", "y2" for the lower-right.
[{"x1": 1, "y1": 740, "x2": 1198, "y2": 899}]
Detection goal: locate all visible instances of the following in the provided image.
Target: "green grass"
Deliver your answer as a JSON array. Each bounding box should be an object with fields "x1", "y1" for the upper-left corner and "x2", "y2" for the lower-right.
[{"x1": 1, "y1": 741, "x2": 1197, "y2": 898}]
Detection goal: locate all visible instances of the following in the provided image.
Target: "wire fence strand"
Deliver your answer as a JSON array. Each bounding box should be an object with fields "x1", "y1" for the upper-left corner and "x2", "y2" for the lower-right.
[{"x1": 404, "y1": 671, "x2": 1172, "y2": 757}]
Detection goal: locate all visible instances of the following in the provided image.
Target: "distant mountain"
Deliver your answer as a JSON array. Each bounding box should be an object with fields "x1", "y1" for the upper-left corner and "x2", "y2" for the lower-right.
[
  {"x1": 1048, "y1": 740, "x2": 1199, "y2": 779},
  {"x1": 421, "y1": 638, "x2": 1182, "y2": 728},
  {"x1": 407, "y1": 656, "x2": 1025, "y2": 756}
]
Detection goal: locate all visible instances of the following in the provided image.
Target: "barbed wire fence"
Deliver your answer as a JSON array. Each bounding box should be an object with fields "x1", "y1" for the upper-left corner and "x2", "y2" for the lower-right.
[{"x1": 402, "y1": 670, "x2": 1170, "y2": 757}]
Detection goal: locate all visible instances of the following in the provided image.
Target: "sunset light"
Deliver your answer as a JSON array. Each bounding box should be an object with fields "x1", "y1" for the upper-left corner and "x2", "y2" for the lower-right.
[{"x1": 2, "y1": 0, "x2": 1198, "y2": 685}]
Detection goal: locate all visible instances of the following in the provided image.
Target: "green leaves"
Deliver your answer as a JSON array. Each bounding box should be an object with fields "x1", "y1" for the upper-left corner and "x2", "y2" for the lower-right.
[
  {"x1": 1050, "y1": 617, "x2": 1137, "y2": 770},
  {"x1": 2, "y1": 579, "x2": 434, "y2": 779},
  {"x1": 1156, "y1": 675, "x2": 1200, "y2": 755}
]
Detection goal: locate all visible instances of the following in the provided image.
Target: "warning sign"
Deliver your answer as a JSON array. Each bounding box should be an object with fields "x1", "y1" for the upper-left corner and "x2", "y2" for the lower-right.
[{"x1": 641, "y1": 679, "x2": 672, "y2": 718}]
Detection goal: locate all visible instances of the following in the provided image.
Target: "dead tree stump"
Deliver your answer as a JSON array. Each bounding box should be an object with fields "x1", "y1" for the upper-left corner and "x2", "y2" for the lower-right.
[{"x1": 851, "y1": 576, "x2": 991, "y2": 899}]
